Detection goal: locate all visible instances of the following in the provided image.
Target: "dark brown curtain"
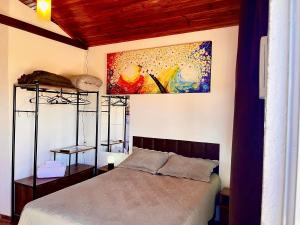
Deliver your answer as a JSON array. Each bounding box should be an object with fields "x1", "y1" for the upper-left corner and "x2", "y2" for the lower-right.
[{"x1": 229, "y1": 0, "x2": 268, "y2": 224}]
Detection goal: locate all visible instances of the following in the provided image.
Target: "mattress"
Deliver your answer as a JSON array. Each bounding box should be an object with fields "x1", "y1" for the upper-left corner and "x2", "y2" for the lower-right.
[{"x1": 18, "y1": 168, "x2": 221, "y2": 225}]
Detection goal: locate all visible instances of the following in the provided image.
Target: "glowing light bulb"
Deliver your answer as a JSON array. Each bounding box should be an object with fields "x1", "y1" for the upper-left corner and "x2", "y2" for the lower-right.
[
  {"x1": 38, "y1": 1, "x2": 48, "y2": 12},
  {"x1": 37, "y1": 0, "x2": 51, "y2": 21}
]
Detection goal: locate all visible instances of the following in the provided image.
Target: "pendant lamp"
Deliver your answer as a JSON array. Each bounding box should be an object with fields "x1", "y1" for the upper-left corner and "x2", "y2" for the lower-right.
[{"x1": 37, "y1": 0, "x2": 51, "y2": 21}]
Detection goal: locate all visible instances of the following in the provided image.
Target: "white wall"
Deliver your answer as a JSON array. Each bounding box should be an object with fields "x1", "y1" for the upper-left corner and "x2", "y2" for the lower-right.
[
  {"x1": 0, "y1": 0, "x2": 10, "y2": 217},
  {"x1": 261, "y1": 0, "x2": 300, "y2": 225},
  {"x1": 0, "y1": 0, "x2": 86, "y2": 216},
  {"x1": 261, "y1": 0, "x2": 290, "y2": 224},
  {"x1": 88, "y1": 26, "x2": 238, "y2": 187},
  {"x1": 296, "y1": 133, "x2": 300, "y2": 225}
]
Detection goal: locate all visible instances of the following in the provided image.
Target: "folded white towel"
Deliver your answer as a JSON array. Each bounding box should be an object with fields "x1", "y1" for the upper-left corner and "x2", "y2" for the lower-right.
[{"x1": 37, "y1": 161, "x2": 66, "y2": 178}]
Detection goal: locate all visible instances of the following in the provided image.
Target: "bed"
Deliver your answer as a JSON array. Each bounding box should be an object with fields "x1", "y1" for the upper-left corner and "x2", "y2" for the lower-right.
[{"x1": 18, "y1": 137, "x2": 221, "y2": 225}]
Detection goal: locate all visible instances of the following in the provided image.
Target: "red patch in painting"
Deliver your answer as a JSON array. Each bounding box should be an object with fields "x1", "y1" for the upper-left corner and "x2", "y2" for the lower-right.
[
  {"x1": 115, "y1": 75, "x2": 144, "y2": 94},
  {"x1": 107, "y1": 53, "x2": 118, "y2": 69}
]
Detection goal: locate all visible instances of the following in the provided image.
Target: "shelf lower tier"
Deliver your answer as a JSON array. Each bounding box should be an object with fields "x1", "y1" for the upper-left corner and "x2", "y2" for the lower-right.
[
  {"x1": 14, "y1": 164, "x2": 94, "y2": 216},
  {"x1": 101, "y1": 140, "x2": 124, "y2": 146}
]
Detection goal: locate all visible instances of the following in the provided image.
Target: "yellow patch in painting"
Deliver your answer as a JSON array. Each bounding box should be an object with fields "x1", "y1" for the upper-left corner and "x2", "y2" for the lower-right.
[
  {"x1": 158, "y1": 66, "x2": 179, "y2": 87},
  {"x1": 120, "y1": 64, "x2": 141, "y2": 83}
]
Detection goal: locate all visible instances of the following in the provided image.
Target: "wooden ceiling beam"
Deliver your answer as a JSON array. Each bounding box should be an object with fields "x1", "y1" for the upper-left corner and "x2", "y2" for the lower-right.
[{"x1": 0, "y1": 14, "x2": 88, "y2": 50}]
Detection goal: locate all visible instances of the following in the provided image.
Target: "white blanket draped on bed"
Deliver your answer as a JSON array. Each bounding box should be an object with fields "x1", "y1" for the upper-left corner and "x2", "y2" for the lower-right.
[{"x1": 19, "y1": 168, "x2": 220, "y2": 225}]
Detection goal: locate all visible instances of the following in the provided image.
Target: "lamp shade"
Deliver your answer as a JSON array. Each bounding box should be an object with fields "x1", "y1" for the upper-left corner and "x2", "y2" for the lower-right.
[
  {"x1": 107, "y1": 155, "x2": 115, "y2": 164},
  {"x1": 107, "y1": 155, "x2": 115, "y2": 170},
  {"x1": 37, "y1": 0, "x2": 52, "y2": 21}
]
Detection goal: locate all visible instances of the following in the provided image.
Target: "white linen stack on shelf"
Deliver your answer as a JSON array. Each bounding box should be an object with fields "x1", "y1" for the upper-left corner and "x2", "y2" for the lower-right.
[
  {"x1": 37, "y1": 161, "x2": 66, "y2": 178},
  {"x1": 69, "y1": 75, "x2": 103, "y2": 91}
]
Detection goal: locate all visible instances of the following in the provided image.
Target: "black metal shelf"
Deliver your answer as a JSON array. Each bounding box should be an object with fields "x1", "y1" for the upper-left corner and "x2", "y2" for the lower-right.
[
  {"x1": 50, "y1": 146, "x2": 96, "y2": 154},
  {"x1": 101, "y1": 140, "x2": 124, "y2": 146},
  {"x1": 11, "y1": 82, "x2": 99, "y2": 220},
  {"x1": 101, "y1": 95, "x2": 129, "y2": 153},
  {"x1": 50, "y1": 145, "x2": 97, "y2": 175}
]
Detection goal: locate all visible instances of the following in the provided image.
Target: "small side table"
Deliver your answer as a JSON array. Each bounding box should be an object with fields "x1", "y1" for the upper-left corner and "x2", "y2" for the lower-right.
[
  {"x1": 220, "y1": 187, "x2": 230, "y2": 225},
  {"x1": 98, "y1": 165, "x2": 113, "y2": 175}
]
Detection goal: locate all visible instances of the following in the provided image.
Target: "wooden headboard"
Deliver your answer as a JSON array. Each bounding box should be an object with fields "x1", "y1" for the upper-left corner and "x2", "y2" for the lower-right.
[{"x1": 133, "y1": 136, "x2": 220, "y2": 161}]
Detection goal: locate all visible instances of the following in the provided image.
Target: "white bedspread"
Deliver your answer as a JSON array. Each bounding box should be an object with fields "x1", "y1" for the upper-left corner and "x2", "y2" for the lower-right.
[{"x1": 19, "y1": 168, "x2": 220, "y2": 225}]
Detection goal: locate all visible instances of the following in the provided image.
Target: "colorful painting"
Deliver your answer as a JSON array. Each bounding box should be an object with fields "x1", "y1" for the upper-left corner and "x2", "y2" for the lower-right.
[{"x1": 107, "y1": 41, "x2": 212, "y2": 94}]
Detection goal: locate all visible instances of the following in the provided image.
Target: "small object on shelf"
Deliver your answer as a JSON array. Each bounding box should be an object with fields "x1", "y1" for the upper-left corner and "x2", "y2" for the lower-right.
[
  {"x1": 220, "y1": 187, "x2": 230, "y2": 225},
  {"x1": 69, "y1": 75, "x2": 103, "y2": 91},
  {"x1": 108, "y1": 163, "x2": 114, "y2": 170},
  {"x1": 18, "y1": 71, "x2": 74, "y2": 89},
  {"x1": 107, "y1": 155, "x2": 115, "y2": 170},
  {"x1": 37, "y1": 161, "x2": 66, "y2": 178}
]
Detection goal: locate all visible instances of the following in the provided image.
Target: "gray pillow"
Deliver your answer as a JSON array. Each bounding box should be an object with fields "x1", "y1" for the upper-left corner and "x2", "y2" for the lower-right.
[
  {"x1": 118, "y1": 147, "x2": 169, "y2": 174},
  {"x1": 158, "y1": 154, "x2": 219, "y2": 182}
]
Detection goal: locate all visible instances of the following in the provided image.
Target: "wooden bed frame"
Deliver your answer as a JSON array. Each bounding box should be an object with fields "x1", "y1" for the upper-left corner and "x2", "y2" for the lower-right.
[
  {"x1": 133, "y1": 136, "x2": 220, "y2": 176},
  {"x1": 133, "y1": 136, "x2": 219, "y2": 161}
]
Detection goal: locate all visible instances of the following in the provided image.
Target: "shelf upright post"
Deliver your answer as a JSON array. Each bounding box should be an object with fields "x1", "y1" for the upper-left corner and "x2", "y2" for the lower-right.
[
  {"x1": 32, "y1": 82, "x2": 40, "y2": 200},
  {"x1": 123, "y1": 97, "x2": 128, "y2": 152},
  {"x1": 107, "y1": 96, "x2": 111, "y2": 152},
  {"x1": 75, "y1": 91, "x2": 80, "y2": 165},
  {"x1": 68, "y1": 154, "x2": 71, "y2": 175},
  {"x1": 95, "y1": 92, "x2": 99, "y2": 174},
  {"x1": 11, "y1": 85, "x2": 17, "y2": 221}
]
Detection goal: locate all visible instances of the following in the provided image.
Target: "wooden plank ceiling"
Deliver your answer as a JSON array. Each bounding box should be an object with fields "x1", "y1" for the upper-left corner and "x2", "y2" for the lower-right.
[{"x1": 19, "y1": 0, "x2": 240, "y2": 47}]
